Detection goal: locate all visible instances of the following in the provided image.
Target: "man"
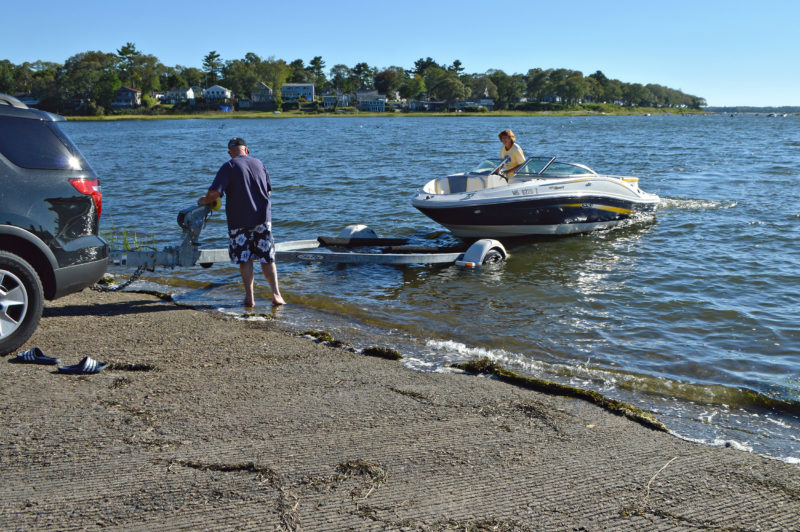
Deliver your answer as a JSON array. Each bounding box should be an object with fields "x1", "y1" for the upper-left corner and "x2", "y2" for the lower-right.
[{"x1": 198, "y1": 137, "x2": 285, "y2": 307}]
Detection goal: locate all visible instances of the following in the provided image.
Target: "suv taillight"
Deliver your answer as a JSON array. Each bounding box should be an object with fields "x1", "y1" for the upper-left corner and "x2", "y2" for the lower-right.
[{"x1": 69, "y1": 178, "x2": 102, "y2": 219}]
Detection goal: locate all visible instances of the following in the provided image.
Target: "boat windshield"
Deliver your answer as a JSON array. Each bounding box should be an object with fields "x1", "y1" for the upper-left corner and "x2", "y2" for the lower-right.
[
  {"x1": 469, "y1": 159, "x2": 504, "y2": 175},
  {"x1": 516, "y1": 157, "x2": 597, "y2": 177}
]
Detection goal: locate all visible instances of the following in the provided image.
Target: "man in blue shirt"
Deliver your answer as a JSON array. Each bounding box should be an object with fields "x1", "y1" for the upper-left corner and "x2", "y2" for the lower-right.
[{"x1": 198, "y1": 137, "x2": 285, "y2": 307}]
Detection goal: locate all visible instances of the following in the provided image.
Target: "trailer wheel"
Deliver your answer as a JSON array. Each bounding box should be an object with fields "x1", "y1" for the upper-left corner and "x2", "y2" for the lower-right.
[{"x1": 482, "y1": 248, "x2": 505, "y2": 265}]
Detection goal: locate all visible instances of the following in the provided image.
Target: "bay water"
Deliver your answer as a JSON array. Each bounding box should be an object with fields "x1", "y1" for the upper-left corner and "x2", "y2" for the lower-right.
[{"x1": 63, "y1": 114, "x2": 799, "y2": 463}]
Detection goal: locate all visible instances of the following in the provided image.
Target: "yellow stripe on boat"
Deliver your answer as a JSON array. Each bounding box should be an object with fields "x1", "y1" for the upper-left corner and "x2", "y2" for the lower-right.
[{"x1": 559, "y1": 204, "x2": 633, "y2": 215}]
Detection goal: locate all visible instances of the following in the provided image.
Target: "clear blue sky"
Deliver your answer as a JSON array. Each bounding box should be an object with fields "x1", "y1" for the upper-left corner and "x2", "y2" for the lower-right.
[{"x1": 3, "y1": 0, "x2": 798, "y2": 107}]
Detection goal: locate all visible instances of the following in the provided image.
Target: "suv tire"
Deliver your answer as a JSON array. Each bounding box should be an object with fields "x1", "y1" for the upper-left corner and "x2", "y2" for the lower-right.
[{"x1": 0, "y1": 251, "x2": 44, "y2": 355}]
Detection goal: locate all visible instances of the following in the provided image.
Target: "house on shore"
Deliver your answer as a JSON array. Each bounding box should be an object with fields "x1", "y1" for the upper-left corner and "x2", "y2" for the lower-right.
[
  {"x1": 111, "y1": 87, "x2": 142, "y2": 109},
  {"x1": 164, "y1": 87, "x2": 195, "y2": 105},
  {"x1": 204, "y1": 85, "x2": 233, "y2": 103},
  {"x1": 281, "y1": 83, "x2": 315, "y2": 102},
  {"x1": 356, "y1": 89, "x2": 386, "y2": 112},
  {"x1": 322, "y1": 90, "x2": 352, "y2": 109}
]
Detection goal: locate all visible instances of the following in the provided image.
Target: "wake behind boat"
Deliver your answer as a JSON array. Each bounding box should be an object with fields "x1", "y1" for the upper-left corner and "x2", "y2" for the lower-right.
[{"x1": 412, "y1": 156, "x2": 660, "y2": 238}]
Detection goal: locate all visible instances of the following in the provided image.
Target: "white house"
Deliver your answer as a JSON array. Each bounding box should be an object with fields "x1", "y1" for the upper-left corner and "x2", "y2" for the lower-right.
[
  {"x1": 204, "y1": 85, "x2": 233, "y2": 102},
  {"x1": 164, "y1": 87, "x2": 195, "y2": 104},
  {"x1": 281, "y1": 83, "x2": 315, "y2": 102}
]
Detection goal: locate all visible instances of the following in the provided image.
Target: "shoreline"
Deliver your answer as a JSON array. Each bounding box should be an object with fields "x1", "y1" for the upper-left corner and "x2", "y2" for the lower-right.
[
  {"x1": 1, "y1": 289, "x2": 798, "y2": 529},
  {"x1": 64, "y1": 107, "x2": 704, "y2": 121}
]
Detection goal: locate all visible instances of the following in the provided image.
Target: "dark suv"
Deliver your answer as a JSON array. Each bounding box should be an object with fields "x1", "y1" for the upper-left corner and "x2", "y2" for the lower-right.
[{"x1": 0, "y1": 93, "x2": 108, "y2": 354}]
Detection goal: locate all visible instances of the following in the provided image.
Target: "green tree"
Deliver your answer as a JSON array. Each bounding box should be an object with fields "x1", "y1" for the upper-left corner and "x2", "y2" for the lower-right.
[
  {"x1": 399, "y1": 73, "x2": 426, "y2": 100},
  {"x1": 288, "y1": 59, "x2": 312, "y2": 83},
  {"x1": 308, "y1": 56, "x2": 327, "y2": 89},
  {"x1": 260, "y1": 57, "x2": 290, "y2": 97},
  {"x1": 561, "y1": 73, "x2": 588, "y2": 104},
  {"x1": 467, "y1": 75, "x2": 498, "y2": 100},
  {"x1": 350, "y1": 62, "x2": 375, "y2": 89},
  {"x1": 487, "y1": 70, "x2": 523, "y2": 109},
  {"x1": 0, "y1": 60, "x2": 15, "y2": 93},
  {"x1": 179, "y1": 66, "x2": 205, "y2": 88},
  {"x1": 116, "y1": 42, "x2": 141, "y2": 87},
  {"x1": 423, "y1": 66, "x2": 467, "y2": 104},
  {"x1": 413, "y1": 57, "x2": 440, "y2": 74},
  {"x1": 374, "y1": 67, "x2": 406, "y2": 96},
  {"x1": 329, "y1": 64, "x2": 352, "y2": 92},
  {"x1": 202, "y1": 51, "x2": 223, "y2": 85},
  {"x1": 62, "y1": 51, "x2": 120, "y2": 111},
  {"x1": 161, "y1": 66, "x2": 187, "y2": 90},
  {"x1": 449, "y1": 59, "x2": 464, "y2": 74}
]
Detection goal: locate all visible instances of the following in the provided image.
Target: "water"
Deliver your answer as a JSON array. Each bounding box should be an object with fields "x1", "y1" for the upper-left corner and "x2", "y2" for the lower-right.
[{"x1": 63, "y1": 114, "x2": 800, "y2": 464}]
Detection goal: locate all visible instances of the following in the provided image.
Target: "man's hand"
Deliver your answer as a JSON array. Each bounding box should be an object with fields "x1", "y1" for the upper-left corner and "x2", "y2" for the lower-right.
[{"x1": 198, "y1": 190, "x2": 221, "y2": 206}]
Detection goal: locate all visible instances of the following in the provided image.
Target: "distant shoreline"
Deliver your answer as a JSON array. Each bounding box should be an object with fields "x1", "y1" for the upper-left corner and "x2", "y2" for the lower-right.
[{"x1": 66, "y1": 107, "x2": 704, "y2": 122}]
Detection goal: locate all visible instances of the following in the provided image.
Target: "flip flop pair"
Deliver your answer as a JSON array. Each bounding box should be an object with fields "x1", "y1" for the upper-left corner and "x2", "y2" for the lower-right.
[{"x1": 10, "y1": 347, "x2": 107, "y2": 374}]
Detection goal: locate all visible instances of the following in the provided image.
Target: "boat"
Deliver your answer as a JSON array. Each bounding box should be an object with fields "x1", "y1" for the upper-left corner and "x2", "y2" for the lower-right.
[{"x1": 411, "y1": 156, "x2": 660, "y2": 238}]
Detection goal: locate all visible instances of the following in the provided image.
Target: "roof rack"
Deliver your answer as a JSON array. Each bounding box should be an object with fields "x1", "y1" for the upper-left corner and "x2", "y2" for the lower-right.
[{"x1": 0, "y1": 93, "x2": 29, "y2": 109}]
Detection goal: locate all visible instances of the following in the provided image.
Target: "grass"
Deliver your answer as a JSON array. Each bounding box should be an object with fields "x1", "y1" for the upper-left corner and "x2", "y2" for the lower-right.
[
  {"x1": 101, "y1": 215, "x2": 157, "y2": 251},
  {"x1": 67, "y1": 105, "x2": 704, "y2": 121}
]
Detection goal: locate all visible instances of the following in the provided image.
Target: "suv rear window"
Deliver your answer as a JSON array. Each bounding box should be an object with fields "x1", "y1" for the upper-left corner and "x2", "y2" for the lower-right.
[{"x1": 0, "y1": 116, "x2": 89, "y2": 170}]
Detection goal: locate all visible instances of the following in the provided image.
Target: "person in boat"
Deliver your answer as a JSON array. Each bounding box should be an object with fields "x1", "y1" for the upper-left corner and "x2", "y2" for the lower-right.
[
  {"x1": 198, "y1": 137, "x2": 286, "y2": 307},
  {"x1": 496, "y1": 129, "x2": 525, "y2": 178}
]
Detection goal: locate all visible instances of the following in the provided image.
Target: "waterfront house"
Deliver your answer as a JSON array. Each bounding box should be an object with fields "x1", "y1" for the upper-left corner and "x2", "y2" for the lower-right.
[
  {"x1": 252, "y1": 82, "x2": 273, "y2": 104},
  {"x1": 281, "y1": 83, "x2": 315, "y2": 102},
  {"x1": 204, "y1": 85, "x2": 233, "y2": 102},
  {"x1": 356, "y1": 89, "x2": 386, "y2": 112},
  {"x1": 408, "y1": 98, "x2": 447, "y2": 112},
  {"x1": 164, "y1": 87, "x2": 195, "y2": 105},
  {"x1": 111, "y1": 87, "x2": 141, "y2": 108},
  {"x1": 322, "y1": 90, "x2": 352, "y2": 109}
]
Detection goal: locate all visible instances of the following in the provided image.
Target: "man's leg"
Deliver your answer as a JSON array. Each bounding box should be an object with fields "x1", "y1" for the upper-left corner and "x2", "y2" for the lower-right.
[
  {"x1": 240, "y1": 260, "x2": 255, "y2": 307},
  {"x1": 260, "y1": 261, "x2": 285, "y2": 305}
]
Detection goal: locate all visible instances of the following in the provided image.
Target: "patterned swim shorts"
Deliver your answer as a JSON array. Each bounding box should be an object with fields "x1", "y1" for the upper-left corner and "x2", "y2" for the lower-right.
[{"x1": 228, "y1": 222, "x2": 276, "y2": 264}]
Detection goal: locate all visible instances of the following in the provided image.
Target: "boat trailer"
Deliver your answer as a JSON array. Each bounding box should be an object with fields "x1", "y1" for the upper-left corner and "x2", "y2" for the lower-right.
[{"x1": 109, "y1": 203, "x2": 507, "y2": 271}]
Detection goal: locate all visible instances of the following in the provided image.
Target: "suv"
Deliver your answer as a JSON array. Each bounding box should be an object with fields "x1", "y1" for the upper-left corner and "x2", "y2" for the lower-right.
[{"x1": 0, "y1": 93, "x2": 108, "y2": 354}]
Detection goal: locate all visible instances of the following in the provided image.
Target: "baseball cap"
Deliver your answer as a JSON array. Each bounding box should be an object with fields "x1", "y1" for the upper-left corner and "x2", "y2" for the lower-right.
[{"x1": 228, "y1": 137, "x2": 247, "y2": 148}]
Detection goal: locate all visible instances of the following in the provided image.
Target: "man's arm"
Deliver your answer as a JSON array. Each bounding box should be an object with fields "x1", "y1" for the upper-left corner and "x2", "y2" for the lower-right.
[{"x1": 197, "y1": 189, "x2": 221, "y2": 206}]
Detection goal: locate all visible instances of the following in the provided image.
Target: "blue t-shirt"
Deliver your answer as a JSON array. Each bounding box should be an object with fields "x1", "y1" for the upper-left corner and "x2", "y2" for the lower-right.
[{"x1": 209, "y1": 155, "x2": 272, "y2": 230}]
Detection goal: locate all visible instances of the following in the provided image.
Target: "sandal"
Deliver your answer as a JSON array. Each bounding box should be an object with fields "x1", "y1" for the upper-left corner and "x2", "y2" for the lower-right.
[
  {"x1": 11, "y1": 347, "x2": 60, "y2": 365},
  {"x1": 57, "y1": 356, "x2": 108, "y2": 375}
]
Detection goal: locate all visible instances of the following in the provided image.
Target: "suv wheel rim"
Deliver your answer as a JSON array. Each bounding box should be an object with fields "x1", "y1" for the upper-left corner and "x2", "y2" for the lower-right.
[{"x1": 0, "y1": 269, "x2": 29, "y2": 338}]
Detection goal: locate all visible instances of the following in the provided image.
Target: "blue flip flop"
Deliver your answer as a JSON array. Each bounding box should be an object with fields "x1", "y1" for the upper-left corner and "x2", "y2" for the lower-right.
[
  {"x1": 57, "y1": 356, "x2": 108, "y2": 375},
  {"x1": 11, "y1": 347, "x2": 60, "y2": 365}
]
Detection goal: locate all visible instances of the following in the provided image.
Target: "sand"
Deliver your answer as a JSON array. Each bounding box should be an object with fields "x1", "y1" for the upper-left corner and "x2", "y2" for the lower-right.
[{"x1": 1, "y1": 289, "x2": 798, "y2": 531}]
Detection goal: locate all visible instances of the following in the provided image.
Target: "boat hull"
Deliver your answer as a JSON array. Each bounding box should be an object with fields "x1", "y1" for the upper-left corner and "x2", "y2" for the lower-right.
[{"x1": 413, "y1": 194, "x2": 658, "y2": 238}]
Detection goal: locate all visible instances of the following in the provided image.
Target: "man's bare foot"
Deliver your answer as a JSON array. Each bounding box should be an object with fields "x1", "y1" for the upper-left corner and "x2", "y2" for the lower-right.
[
  {"x1": 244, "y1": 298, "x2": 254, "y2": 308},
  {"x1": 272, "y1": 295, "x2": 286, "y2": 306}
]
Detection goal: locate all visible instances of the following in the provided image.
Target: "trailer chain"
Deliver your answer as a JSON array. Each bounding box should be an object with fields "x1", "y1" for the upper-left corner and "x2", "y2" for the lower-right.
[{"x1": 91, "y1": 264, "x2": 148, "y2": 292}]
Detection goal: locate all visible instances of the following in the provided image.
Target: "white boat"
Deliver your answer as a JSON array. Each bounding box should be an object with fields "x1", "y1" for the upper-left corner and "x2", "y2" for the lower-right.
[{"x1": 411, "y1": 156, "x2": 660, "y2": 238}]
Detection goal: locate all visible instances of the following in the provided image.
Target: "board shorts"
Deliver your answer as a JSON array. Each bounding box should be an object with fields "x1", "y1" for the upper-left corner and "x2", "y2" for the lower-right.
[{"x1": 228, "y1": 222, "x2": 276, "y2": 264}]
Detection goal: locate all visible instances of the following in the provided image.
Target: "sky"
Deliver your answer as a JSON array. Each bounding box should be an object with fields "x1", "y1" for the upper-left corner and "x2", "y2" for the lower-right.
[{"x1": 3, "y1": 0, "x2": 799, "y2": 107}]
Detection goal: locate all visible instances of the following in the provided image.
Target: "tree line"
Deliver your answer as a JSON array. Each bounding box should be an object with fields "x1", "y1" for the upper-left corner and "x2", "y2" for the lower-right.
[{"x1": 0, "y1": 44, "x2": 706, "y2": 115}]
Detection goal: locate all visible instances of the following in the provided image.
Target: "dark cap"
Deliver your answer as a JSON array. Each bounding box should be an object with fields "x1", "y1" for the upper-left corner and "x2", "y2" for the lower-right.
[{"x1": 228, "y1": 137, "x2": 247, "y2": 148}]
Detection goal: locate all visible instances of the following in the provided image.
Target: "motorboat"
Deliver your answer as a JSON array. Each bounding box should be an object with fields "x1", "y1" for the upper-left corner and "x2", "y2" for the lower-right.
[{"x1": 411, "y1": 156, "x2": 660, "y2": 238}]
